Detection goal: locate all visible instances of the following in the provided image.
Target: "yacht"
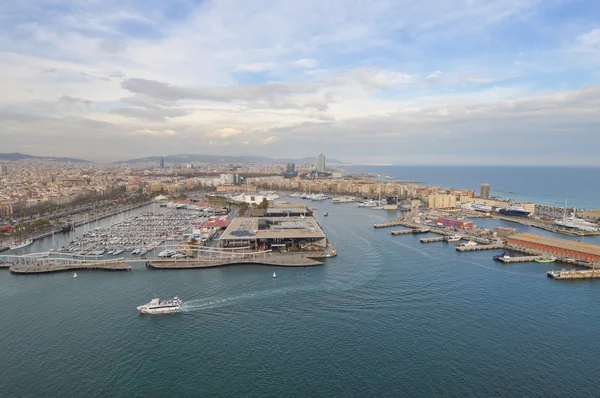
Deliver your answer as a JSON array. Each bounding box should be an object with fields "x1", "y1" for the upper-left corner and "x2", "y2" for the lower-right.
[
  {"x1": 553, "y1": 212, "x2": 598, "y2": 233},
  {"x1": 445, "y1": 235, "x2": 463, "y2": 242},
  {"x1": 158, "y1": 250, "x2": 174, "y2": 258},
  {"x1": 470, "y1": 203, "x2": 492, "y2": 212},
  {"x1": 358, "y1": 200, "x2": 378, "y2": 208},
  {"x1": 113, "y1": 249, "x2": 124, "y2": 256},
  {"x1": 459, "y1": 240, "x2": 478, "y2": 247},
  {"x1": 137, "y1": 297, "x2": 182, "y2": 315},
  {"x1": 73, "y1": 272, "x2": 78, "y2": 279},
  {"x1": 9, "y1": 239, "x2": 33, "y2": 250},
  {"x1": 131, "y1": 248, "x2": 141, "y2": 255},
  {"x1": 273, "y1": 272, "x2": 277, "y2": 278},
  {"x1": 311, "y1": 193, "x2": 329, "y2": 201}
]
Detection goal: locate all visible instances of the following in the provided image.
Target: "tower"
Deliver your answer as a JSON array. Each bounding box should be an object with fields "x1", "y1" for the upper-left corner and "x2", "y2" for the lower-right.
[
  {"x1": 160, "y1": 157, "x2": 165, "y2": 169},
  {"x1": 317, "y1": 154, "x2": 326, "y2": 172},
  {"x1": 480, "y1": 183, "x2": 490, "y2": 200}
]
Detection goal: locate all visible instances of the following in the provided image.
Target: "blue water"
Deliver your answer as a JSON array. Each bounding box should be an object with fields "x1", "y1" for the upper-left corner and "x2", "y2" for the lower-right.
[
  {"x1": 2, "y1": 200, "x2": 600, "y2": 397},
  {"x1": 345, "y1": 165, "x2": 600, "y2": 209}
]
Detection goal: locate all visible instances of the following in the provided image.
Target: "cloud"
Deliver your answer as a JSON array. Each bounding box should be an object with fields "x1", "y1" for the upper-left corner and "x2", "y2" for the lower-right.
[
  {"x1": 204, "y1": 128, "x2": 244, "y2": 139},
  {"x1": 131, "y1": 129, "x2": 177, "y2": 137},
  {"x1": 422, "y1": 70, "x2": 442, "y2": 86},
  {"x1": 262, "y1": 136, "x2": 280, "y2": 145},
  {"x1": 295, "y1": 58, "x2": 317, "y2": 68}
]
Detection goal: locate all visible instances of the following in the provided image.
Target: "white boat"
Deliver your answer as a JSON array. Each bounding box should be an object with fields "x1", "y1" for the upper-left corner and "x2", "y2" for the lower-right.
[
  {"x1": 445, "y1": 235, "x2": 463, "y2": 242},
  {"x1": 9, "y1": 239, "x2": 34, "y2": 250},
  {"x1": 273, "y1": 272, "x2": 277, "y2": 278},
  {"x1": 137, "y1": 297, "x2": 182, "y2": 315},
  {"x1": 113, "y1": 249, "x2": 124, "y2": 255},
  {"x1": 132, "y1": 248, "x2": 141, "y2": 255},
  {"x1": 460, "y1": 240, "x2": 478, "y2": 247},
  {"x1": 73, "y1": 272, "x2": 78, "y2": 278},
  {"x1": 358, "y1": 200, "x2": 378, "y2": 208},
  {"x1": 158, "y1": 250, "x2": 174, "y2": 258},
  {"x1": 470, "y1": 203, "x2": 492, "y2": 212}
]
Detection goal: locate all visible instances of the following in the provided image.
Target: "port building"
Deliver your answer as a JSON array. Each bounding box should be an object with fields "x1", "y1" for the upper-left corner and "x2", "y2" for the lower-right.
[
  {"x1": 265, "y1": 202, "x2": 313, "y2": 217},
  {"x1": 507, "y1": 233, "x2": 600, "y2": 263},
  {"x1": 219, "y1": 216, "x2": 327, "y2": 252}
]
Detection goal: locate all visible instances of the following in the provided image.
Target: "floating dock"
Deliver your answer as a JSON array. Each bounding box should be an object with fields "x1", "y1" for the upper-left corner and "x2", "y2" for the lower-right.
[{"x1": 547, "y1": 270, "x2": 600, "y2": 280}]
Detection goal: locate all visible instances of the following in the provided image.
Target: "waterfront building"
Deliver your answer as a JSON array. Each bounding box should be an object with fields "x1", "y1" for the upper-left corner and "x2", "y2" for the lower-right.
[
  {"x1": 507, "y1": 233, "x2": 600, "y2": 264},
  {"x1": 317, "y1": 154, "x2": 326, "y2": 172},
  {"x1": 480, "y1": 183, "x2": 490, "y2": 199},
  {"x1": 428, "y1": 194, "x2": 457, "y2": 209},
  {"x1": 219, "y1": 216, "x2": 327, "y2": 252},
  {"x1": 265, "y1": 202, "x2": 312, "y2": 217},
  {"x1": 437, "y1": 216, "x2": 474, "y2": 230}
]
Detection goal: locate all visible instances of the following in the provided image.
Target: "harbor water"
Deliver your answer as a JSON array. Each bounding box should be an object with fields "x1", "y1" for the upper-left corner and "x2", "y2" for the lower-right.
[{"x1": 2, "y1": 199, "x2": 600, "y2": 397}]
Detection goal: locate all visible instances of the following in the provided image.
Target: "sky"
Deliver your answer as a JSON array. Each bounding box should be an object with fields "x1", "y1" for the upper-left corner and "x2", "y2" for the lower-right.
[{"x1": 1, "y1": 0, "x2": 600, "y2": 165}]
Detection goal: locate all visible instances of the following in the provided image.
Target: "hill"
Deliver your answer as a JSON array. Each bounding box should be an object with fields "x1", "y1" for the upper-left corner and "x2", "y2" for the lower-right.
[
  {"x1": 0, "y1": 152, "x2": 90, "y2": 163},
  {"x1": 115, "y1": 154, "x2": 344, "y2": 164}
]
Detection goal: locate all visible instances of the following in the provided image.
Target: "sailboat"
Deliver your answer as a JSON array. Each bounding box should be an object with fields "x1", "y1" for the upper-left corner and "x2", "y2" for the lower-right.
[{"x1": 372, "y1": 184, "x2": 385, "y2": 210}]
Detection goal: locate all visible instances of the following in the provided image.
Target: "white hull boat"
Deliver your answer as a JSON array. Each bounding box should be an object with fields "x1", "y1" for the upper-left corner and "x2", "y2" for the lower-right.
[{"x1": 137, "y1": 297, "x2": 182, "y2": 315}]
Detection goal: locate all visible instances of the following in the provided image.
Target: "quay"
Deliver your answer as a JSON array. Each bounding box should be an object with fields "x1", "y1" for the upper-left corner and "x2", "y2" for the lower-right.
[
  {"x1": 374, "y1": 220, "x2": 408, "y2": 228},
  {"x1": 547, "y1": 269, "x2": 600, "y2": 280},
  {"x1": 9, "y1": 258, "x2": 131, "y2": 274},
  {"x1": 456, "y1": 244, "x2": 505, "y2": 252}
]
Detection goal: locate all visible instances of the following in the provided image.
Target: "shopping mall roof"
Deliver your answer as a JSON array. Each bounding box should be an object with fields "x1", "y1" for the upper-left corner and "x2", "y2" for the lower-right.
[{"x1": 219, "y1": 216, "x2": 325, "y2": 240}]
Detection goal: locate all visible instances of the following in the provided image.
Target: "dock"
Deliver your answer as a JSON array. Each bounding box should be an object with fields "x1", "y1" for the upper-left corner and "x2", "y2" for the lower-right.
[
  {"x1": 547, "y1": 269, "x2": 600, "y2": 280},
  {"x1": 420, "y1": 237, "x2": 445, "y2": 243},
  {"x1": 10, "y1": 259, "x2": 131, "y2": 274},
  {"x1": 456, "y1": 244, "x2": 505, "y2": 252},
  {"x1": 495, "y1": 255, "x2": 541, "y2": 264},
  {"x1": 374, "y1": 220, "x2": 409, "y2": 228}
]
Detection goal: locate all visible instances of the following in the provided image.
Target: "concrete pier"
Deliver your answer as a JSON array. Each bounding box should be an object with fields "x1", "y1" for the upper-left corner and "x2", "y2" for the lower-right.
[
  {"x1": 10, "y1": 259, "x2": 131, "y2": 274},
  {"x1": 547, "y1": 269, "x2": 600, "y2": 280},
  {"x1": 420, "y1": 237, "x2": 445, "y2": 243},
  {"x1": 456, "y1": 244, "x2": 505, "y2": 252},
  {"x1": 148, "y1": 253, "x2": 323, "y2": 269},
  {"x1": 496, "y1": 255, "x2": 541, "y2": 264},
  {"x1": 391, "y1": 229, "x2": 413, "y2": 235}
]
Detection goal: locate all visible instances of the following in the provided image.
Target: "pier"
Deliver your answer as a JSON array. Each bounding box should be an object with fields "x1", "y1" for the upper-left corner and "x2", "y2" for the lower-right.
[
  {"x1": 547, "y1": 269, "x2": 600, "y2": 280},
  {"x1": 147, "y1": 253, "x2": 323, "y2": 269},
  {"x1": 9, "y1": 258, "x2": 131, "y2": 274},
  {"x1": 391, "y1": 229, "x2": 413, "y2": 235},
  {"x1": 374, "y1": 220, "x2": 409, "y2": 228},
  {"x1": 420, "y1": 237, "x2": 445, "y2": 243},
  {"x1": 495, "y1": 255, "x2": 541, "y2": 264},
  {"x1": 456, "y1": 244, "x2": 505, "y2": 252}
]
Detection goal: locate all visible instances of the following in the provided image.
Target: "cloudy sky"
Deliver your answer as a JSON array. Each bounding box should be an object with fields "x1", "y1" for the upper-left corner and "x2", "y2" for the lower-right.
[{"x1": 1, "y1": 0, "x2": 600, "y2": 164}]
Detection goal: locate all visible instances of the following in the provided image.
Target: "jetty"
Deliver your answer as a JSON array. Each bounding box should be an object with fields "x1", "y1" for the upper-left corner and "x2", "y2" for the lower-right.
[
  {"x1": 420, "y1": 237, "x2": 445, "y2": 243},
  {"x1": 547, "y1": 269, "x2": 600, "y2": 280},
  {"x1": 391, "y1": 229, "x2": 413, "y2": 236},
  {"x1": 374, "y1": 220, "x2": 410, "y2": 228},
  {"x1": 10, "y1": 258, "x2": 131, "y2": 274},
  {"x1": 456, "y1": 244, "x2": 505, "y2": 252},
  {"x1": 495, "y1": 255, "x2": 541, "y2": 264}
]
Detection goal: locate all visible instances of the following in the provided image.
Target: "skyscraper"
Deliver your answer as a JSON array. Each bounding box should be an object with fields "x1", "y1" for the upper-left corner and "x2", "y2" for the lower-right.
[
  {"x1": 317, "y1": 154, "x2": 326, "y2": 172},
  {"x1": 0, "y1": 165, "x2": 7, "y2": 174},
  {"x1": 160, "y1": 157, "x2": 165, "y2": 169},
  {"x1": 480, "y1": 183, "x2": 490, "y2": 199}
]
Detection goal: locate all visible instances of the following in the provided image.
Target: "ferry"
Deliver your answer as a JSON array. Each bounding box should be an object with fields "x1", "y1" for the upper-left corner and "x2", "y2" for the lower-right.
[
  {"x1": 137, "y1": 297, "x2": 182, "y2": 314},
  {"x1": 498, "y1": 205, "x2": 531, "y2": 217}
]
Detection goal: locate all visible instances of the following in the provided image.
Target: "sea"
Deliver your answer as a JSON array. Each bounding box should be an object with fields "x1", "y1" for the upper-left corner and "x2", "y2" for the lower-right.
[
  {"x1": 1, "y1": 166, "x2": 600, "y2": 397},
  {"x1": 345, "y1": 165, "x2": 600, "y2": 209}
]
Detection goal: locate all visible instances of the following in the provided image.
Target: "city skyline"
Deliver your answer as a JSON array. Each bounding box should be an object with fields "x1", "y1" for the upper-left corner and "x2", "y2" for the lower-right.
[{"x1": 2, "y1": 1, "x2": 600, "y2": 165}]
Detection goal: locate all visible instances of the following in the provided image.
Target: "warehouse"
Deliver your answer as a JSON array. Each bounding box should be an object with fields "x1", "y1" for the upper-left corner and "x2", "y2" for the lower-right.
[{"x1": 507, "y1": 233, "x2": 600, "y2": 263}]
